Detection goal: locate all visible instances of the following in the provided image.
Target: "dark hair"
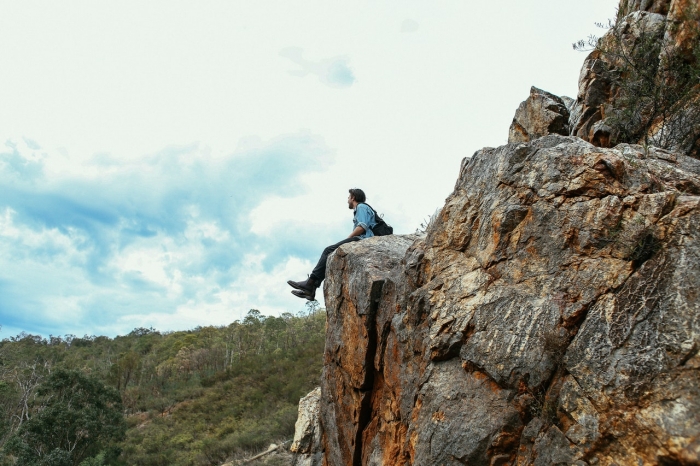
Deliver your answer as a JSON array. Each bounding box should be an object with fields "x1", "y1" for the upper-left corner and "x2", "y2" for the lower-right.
[{"x1": 349, "y1": 188, "x2": 366, "y2": 203}]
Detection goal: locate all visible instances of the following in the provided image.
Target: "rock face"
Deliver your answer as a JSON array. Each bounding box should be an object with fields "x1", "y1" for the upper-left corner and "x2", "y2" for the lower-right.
[
  {"x1": 291, "y1": 387, "x2": 323, "y2": 466},
  {"x1": 664, "y1": 0, "x2": 700, "y2": 58},
  {"x1": 618, "y1": 0, "x2": 671, "y2": 17},
  {"x1": 286, "y1": 0, "x2": 700, "y2": 463},
  {"x1": 567, "y1": 0, "x2": 700, "y2": 156},
  {"x1": 569, "y1": 10, "x2": 668, "y2": 147},
  {"x1": 508, "y1": 87, "x2": 570, "y2": 144},
  {"x1": 319, "y1": 234, "x2": 418, "y2": 466},
  {"x1": 305, "y1": 135, "x2": 700, "y2": 465}
]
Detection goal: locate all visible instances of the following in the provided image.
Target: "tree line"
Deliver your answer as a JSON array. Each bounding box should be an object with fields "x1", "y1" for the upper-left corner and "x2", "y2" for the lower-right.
[{"x1": 0, "y1": 303, "x2": 326, "y2": 465}]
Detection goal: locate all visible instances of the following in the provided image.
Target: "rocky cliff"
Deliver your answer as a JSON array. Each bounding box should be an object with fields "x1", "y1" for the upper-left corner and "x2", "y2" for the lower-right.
[
  {"x1": 291, "y1": 1, "x2": 700, "y2": 465},
  {"x1": 292, "y1": 135, "x2": 700, "y2": 466},
  {"x1": 561, "y1": 0, "x2": 699, "y2": 156}
]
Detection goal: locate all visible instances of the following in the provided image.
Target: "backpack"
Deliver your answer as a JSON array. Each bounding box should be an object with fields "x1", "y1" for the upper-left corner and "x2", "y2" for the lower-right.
[{"x1": 361, "y1": 203, "x2": 394, "y2": 236}]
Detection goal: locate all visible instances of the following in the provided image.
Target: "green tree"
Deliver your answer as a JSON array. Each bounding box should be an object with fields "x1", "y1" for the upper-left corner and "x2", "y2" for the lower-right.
[
  {"x1": 1, "y1": 309, "x2": 327, "y2": 465},
  {"x1": 4, "y1": 370, "x2": 126, "y2": 466}
]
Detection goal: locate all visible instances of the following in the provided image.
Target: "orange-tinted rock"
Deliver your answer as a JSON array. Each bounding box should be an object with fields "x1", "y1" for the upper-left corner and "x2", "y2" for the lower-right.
[
  {"x1": 320, "y1": 235, "x2": 418, "y2": 466},
  {"x1": 569, "y1": 1, "x2": 700, "y2": 156},
  {"x1": 508, "y1": 87, "x2": 570, "y2": 144},
  {"x1": 298, "y1": 135, "x2": 700, "y2": 465},
  {"x1": 288, "y1": 1, "x2": 700, "y2": 463},
  {"x1": 664, "y1": 0, "x2": 699, "y2": 57}
]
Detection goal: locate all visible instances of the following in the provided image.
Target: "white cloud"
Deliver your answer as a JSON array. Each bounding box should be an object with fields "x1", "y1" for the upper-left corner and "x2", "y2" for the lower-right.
[
  {"x1": 0, "y1": 207, "x2": 88, "y2": 267},
  {"x1": 0, "y1": 0, "x2": 616, "y2": 337},
  {"x1": 184, "y1": 219, "x2": 230, "y2": 243},
  {"x1": 0, "y1": 133, "x2": 332, "y2": 336},
  {"x1": 112, "y1": 244, "x2": 177, "y2": 292}
]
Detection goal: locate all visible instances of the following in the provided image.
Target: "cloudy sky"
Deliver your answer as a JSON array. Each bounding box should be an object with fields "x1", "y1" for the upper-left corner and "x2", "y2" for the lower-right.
[{"x1": 0, "y1": 0, "x2": 614, "y2": 338}]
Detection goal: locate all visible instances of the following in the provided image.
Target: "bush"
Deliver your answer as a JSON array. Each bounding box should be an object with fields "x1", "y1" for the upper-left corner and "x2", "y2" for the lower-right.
[
  {"x1": 4, "y1": 370, "x2": 126, "y2": 466},
  {"x1": 575, "y1": 7, "x2": 700, "y2": 156}
]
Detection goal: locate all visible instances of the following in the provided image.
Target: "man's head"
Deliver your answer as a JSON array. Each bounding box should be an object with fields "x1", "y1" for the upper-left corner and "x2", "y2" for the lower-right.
[{"x1": 348, "y1": 188, "x2": 366, "y2": 209}]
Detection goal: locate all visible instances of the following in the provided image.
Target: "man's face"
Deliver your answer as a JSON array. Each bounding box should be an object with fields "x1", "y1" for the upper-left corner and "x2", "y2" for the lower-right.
[{"x1": 348, "y1": 194, "x2": 354, "y2": 209}]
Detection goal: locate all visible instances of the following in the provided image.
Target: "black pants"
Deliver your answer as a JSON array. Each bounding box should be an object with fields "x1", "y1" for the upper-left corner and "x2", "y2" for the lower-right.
[{"x1": 310, "y1": 237, "x2": 361, "y2": 283}]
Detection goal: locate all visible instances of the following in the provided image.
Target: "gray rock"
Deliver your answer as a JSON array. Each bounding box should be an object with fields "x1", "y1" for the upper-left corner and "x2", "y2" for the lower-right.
[
  {"x1": 618, "y1": 0, "x2": 670, "y2": 16},
  {"x1": 567, "y1": 7, "x2": 700, "y2": 158},
  {"x1": 409, "y1": 359, "x2": 521, "y2": 466},
  {"x1": 291, "y1": 387, "x2": 323, "y2": 466},
  {"x1": 508, "y1": 86, "x2": 570, "y2": 144},
  {"x1": 569, "y1": 50, "x2": 613, "y2": 143}
]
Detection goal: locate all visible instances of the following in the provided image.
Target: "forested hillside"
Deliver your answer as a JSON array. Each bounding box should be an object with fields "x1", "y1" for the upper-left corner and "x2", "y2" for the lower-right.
[{"x1": 0, "y1": 304, "x2": 326, "y2": 466}]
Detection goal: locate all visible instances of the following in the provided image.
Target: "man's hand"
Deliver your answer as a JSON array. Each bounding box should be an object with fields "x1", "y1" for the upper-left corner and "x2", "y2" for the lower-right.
[{"x1": 348, "y1": 225, "x2": 365, "y2": 238}]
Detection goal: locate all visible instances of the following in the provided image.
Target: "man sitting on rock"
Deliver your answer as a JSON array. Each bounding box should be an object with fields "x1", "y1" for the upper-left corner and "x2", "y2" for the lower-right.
[{"x1": 288, "y1": 188, "x2": 377, "y2": 300}]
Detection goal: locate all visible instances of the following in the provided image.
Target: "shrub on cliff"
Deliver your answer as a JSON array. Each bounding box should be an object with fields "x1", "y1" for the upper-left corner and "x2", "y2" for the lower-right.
[{"x1": 574, "y1": 6, "x2": 700, "y2": 156}]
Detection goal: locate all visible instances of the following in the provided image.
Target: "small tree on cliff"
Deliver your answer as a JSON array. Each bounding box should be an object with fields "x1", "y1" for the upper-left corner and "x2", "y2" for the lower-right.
[{"x1": 574, "y1": 6, "x2": 700, "y2": 157}]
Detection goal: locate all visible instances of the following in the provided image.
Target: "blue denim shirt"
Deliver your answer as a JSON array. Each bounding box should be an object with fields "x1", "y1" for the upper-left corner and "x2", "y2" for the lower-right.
[{"x1": 354, "y1": 203, "x2": 377, "y2": 239}]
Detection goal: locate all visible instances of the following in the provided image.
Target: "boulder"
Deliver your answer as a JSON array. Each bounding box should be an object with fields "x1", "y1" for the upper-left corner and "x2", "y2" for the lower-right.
[
  {"x1": 508, "y1": 86, "x2": 570, "y2": 144},
  {"x1": 291, "y1": 387, "x2": 323, "y2": 466},
  {"x1": 319, "y1": 234, "x2": 418, "y2": 466},
  {"x1": 568, "y1": 49, "x2": 613, "y2": 144}
]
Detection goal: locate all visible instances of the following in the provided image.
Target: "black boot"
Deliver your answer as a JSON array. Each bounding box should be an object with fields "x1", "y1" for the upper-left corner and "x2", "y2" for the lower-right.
[
  {"x1": 291, "y1": 288, "x2": 316, "y2": 301},
  {"x1": 288, "y1": 276, "x2": 318, "y2": 300},
  {"x1": 287, "y1": 276, "x2": 318, "y2": 291}
]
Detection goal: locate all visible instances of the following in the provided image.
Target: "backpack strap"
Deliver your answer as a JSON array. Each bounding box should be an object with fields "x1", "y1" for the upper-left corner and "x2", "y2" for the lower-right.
[{"x1": 360, "y1": 203, "x2": 383, "y2": 222}]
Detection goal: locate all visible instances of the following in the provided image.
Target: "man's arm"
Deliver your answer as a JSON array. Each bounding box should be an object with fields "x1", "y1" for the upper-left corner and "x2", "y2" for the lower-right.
[{"x1": 348, "y1": 225, "x2": 365, "y2": 238}]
